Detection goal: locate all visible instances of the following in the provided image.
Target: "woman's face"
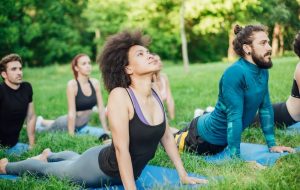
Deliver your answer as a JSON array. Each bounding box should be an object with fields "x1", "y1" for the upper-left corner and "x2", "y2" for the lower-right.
[
  {"x1": 153, "y1": 55, "x2": 163, "y2": 71},
  {"x1": 127, "y1": 45, "x2": 160, "y2": 75},
  {"x1": 75, "y1": 56, "x2": 92, "y2": 77}
]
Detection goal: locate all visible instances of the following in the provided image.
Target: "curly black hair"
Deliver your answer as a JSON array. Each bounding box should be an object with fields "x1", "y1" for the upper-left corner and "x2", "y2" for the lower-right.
[
  {"x1": 293, "y1": 32, "x2": 300, "y2": 58},
  {"x1": 233, "y1": 24, "x2": 268, "y2": 57},
  {"x1": 98, "y1": 30, "x2": 150, "y2": 92}
]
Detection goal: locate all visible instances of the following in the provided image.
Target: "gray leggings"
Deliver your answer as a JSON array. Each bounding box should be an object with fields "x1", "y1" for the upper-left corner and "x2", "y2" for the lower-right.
[
  {"x1": 6, "y1": 145, "x2": 113, "y2": 187},
  {"x1": 49, "y1": 115, "x2": 70, "y2": 131},
  {"x1": 42, "y1": 115, "x2": 84, "y2": 132}
]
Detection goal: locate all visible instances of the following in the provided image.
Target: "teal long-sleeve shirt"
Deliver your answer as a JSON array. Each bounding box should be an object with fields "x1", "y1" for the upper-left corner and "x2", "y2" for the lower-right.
[{"x1": 197, "y1": 58, "x2": 276, "y2": 157}]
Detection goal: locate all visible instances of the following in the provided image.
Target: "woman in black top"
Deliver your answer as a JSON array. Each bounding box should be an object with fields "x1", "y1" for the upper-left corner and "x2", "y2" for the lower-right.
[
  {"x1": 0, "y1": 31, "x2": 207, "y2": 188},
  {"x1": 35, "y1": 54, "x2": 109, "y2": 139}
]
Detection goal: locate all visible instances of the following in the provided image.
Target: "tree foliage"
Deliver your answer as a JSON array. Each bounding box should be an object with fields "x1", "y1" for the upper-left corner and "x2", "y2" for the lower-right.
[
  {"x1": 0, "y1": 0, "x2": 91, "y2": 66},
  {"x1": 0, "y1": 0, "x2": 299, "y2": 66}
]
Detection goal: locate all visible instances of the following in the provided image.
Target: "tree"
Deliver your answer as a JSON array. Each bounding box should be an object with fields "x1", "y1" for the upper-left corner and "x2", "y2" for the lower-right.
[
  {"x1": 0, "y1": 0, "x2": 37, "y2": 64},
  {"x1": 124, "y1": 0, "x2": 182, "y2": 61},
  {"x1": 0, "y1": 0, "x2": 92, "y2": 66},
  {"x1": 258, "y1": 0, "x2": 300, "y2": 56},
  {"x1": 184, "y1": 0, "x2": 261, "y2": 62},
  {"x1": 82, "y1": 0, "x2": 129, "y2": 54},
  {"x1": 180, "y1": 0, "x2": 189, "y2": 72}
]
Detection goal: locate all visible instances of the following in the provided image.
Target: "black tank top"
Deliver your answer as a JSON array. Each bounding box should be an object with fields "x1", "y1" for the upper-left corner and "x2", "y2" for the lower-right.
[
  {"x1": 98, "y1": 88, "x2": 166, "y2": 180},
  {"x1": 291, "y1": 79, "x2": 300, "y2": 98},
  {"x1": 75, "y1": 80, "x2": 97, "y2": 111}
]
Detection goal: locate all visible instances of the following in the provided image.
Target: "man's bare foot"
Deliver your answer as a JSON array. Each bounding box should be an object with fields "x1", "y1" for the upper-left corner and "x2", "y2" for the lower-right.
[
  {"x1": 29, "y1": 148, "x2": 51, "y2": 162},
  {"x1": 0, "y1": 158, "x2": 8, "y2": 174}
]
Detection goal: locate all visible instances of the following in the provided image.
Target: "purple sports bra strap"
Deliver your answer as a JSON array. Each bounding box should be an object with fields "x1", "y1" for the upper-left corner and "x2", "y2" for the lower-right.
[
  {"x1": 151, "y1": 89, "x2": 165, "y2": 114},
  {"x1": 126, "y1": 88, "x2": 150, "y2": 125}
]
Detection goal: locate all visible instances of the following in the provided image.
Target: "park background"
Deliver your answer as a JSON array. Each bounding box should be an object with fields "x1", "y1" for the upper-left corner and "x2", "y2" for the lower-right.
[
  {"x1": 0, "y1": 0, "x2": 300, "y2": 189},
  {"x1": 1, "y1": 0, "x2": 300, "y2": 67}
]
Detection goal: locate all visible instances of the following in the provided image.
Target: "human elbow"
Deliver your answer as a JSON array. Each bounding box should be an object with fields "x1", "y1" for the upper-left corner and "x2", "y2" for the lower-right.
[
  {"x1": 68, "y1": 113, "x2": 76, "y2": 121},
  {"x1": 114, "y1": 143, "x2": 129, "y2": 156}
]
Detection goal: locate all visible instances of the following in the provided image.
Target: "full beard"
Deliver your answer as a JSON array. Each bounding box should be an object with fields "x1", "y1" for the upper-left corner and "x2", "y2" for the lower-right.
[{"x1": 252, "y1": 51, "x2": 273, "y2": 69}]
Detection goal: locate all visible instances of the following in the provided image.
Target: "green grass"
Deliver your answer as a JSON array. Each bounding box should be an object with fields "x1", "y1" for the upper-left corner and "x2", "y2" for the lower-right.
[{"x1": 1, "y1": 57, "x2": 300, "y2": 189}]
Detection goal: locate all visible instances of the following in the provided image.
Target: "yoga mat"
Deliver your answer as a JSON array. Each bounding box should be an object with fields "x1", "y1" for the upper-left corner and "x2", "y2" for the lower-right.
[
  {"x1": 204, "y1": 143, "x2": 300, "y2": 166},
  {"x1": 0, "y1": 174, "x2": 20, "y2": 180},
  {"x1": 91, "y1": 165, "x2": 206, "y2": 190},
  {"x1": 0, "y1": 165, "x2": 206, "y2": 190},
  {"x1": 285, "y1": 122, "x2": 300, "y2": 135}
]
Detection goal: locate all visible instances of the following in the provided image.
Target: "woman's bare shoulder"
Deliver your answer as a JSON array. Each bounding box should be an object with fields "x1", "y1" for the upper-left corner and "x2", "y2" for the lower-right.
[
  {"x1": 67, "y1": 79, "x2": 77, "y2": 88},
  {"x1": 109, "y1": 87, "x2": 128, "y2": 98}
]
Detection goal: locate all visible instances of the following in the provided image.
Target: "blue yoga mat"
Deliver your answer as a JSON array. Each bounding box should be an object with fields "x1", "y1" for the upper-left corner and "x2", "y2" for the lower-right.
[
  {"x1": 0, "y1": 174, "x2": 19, "y2": 180},
  {"x1": 204, "y1": 143, "x2": 300, "y2": 166},
  {"x1": 91, "y1": 165, "x2": 206, "y2": 190},
  {"x1": 285, "y1": 122, "x2": 300, "y2": 135},
  {"x1": 0, "y1": 165, "x2": 205, "y2": 190}
]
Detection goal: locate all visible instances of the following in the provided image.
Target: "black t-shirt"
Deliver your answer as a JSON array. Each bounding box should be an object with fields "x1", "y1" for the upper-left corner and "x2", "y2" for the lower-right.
[{"x1": 0, "y1": 82, "x2": 33, "y2": 147}]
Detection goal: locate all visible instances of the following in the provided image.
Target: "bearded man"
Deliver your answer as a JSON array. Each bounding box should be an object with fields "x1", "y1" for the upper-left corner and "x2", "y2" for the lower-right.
[{"x1": 175, "y1": 25, "x2": 294, "y2": 157}]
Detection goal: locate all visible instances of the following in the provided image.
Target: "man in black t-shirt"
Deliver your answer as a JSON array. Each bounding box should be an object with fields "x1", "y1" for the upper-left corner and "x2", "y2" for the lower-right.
[{"x1": 0, "y1": 54, "x2": 36, "y2": 155}]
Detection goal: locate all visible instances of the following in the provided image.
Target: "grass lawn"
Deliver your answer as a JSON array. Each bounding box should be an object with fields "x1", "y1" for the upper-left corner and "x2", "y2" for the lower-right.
[{"x1": 0, "y1": 56, "x2": 299, "y2": 189}]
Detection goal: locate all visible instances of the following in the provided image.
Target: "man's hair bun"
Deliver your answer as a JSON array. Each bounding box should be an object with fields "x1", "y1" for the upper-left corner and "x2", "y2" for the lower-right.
[{"x1": 234, "y1": 25, "x2": 243, "y2": 35}]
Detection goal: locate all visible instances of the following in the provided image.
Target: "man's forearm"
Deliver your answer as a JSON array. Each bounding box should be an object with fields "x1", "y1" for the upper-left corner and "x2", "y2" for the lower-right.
[
  {"x1": 259, "y1": 108, "x2": 276, "y2": 147},
  {"x1": 27, "y1": 117, "x2": 36, "y2": 146}
]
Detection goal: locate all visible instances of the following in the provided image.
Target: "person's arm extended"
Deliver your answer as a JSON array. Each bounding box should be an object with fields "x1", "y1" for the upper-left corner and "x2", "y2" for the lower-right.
[
  {"x1": 259, "y1": 80, "x2": 294, "y2": 153},
  {"x1": 221, "y1": 69, "x2": 244, "y2": 157},
  {"x1": 258, "y1": 85, "x2": 276, "y2": 148},
  {"x1": 160, "y1": 124, "x2": 208, "y2": 184},
  {"x1": 108, "y1": 88, "x2": 136, "y2": 190},
  {"x1": 26, "y1": 102, "x2": 36, "y2": 148},
  {"x1": 67, "y1": 81, "x2": 77, "y2": 136},
  {"x1": 164, "y1": 75, "x2": 175, "y2": 120},
  {"x1": 92, "y1": 79, "x2": 109, "y2": 132}
]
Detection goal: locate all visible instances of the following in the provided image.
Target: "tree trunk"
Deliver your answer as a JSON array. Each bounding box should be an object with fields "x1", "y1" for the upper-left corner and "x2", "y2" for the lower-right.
[
  {"x1": 227, "y1": 24, "x2": 236, "y2": 62},
  {"x1": 279, "y1": 26, "x2": 284, "y2": 56},
  {"x1": 180, "y1": 0, "x2": 189, "y2": 73},
  {"x1": 272, "y1": 23, "x2": 281, "y2": 57}
]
